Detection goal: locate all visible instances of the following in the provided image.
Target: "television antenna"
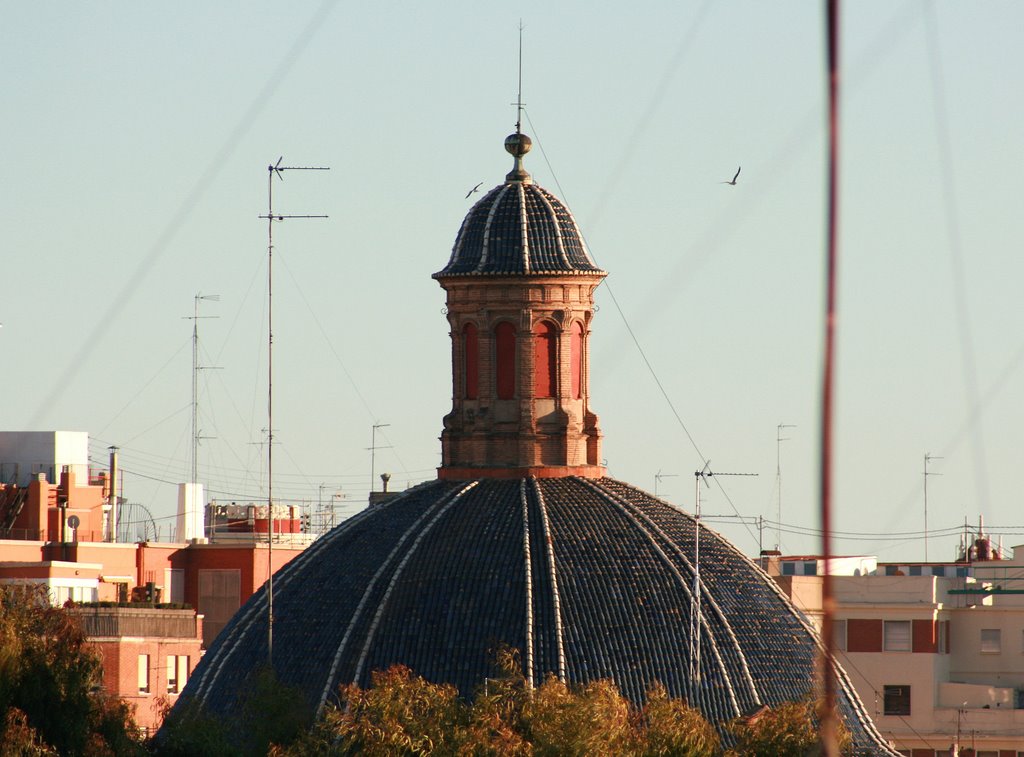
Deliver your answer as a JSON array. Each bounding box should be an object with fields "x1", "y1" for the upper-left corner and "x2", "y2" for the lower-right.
[
  {"x1": 775, "y1": 423, "x2": 795, "y2": 551},
  {"x1": 182, "y1": 293, "x2": 221, "y2": 489},
  {"x1": 690, "y1": 461, "x2": 757, "y2": 699},
  {"x1": 923, "y1": 452, "x2": 942, "y2": 561},
  {"x1": 654, "y1": 470, "x2": 678, "y2": 497},
  {"x1": 258, "y1": 156, "x2": 329, "y2": 667},
  {"x1": 368, "y1": 423, "x2": 392, "y2": 494}
]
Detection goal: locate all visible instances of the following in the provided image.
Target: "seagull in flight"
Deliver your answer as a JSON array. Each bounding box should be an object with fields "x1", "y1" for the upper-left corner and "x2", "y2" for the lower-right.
[
  {"x1": 721, "y1": 166, "x2": 741, "y2": 185},
  {"x1": 465, "y1": 182, "x2": 483, "y2": 199}
]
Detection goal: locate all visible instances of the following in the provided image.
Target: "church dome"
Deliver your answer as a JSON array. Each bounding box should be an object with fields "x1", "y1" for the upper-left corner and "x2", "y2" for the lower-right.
[
  {"x1": 179, "y1": 477, "x2": 891, "y2": 752},
  {"x1": 171, "y1": 129, "x2": 896, "y2": 755},
  {"x1": 434, "y1": 133, "x2": 604, "y2": 277}
]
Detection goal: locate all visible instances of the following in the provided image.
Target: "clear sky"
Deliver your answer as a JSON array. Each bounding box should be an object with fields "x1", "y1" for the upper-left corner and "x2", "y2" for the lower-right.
[{"x1": 4, "y1": 1, "x2": 1023, "y2": 560}]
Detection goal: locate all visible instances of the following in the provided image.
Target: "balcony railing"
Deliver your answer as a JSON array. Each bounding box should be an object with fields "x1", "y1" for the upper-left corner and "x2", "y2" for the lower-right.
[{"x1": 72, "y1": 605, "x2": 199, "y2": 639}]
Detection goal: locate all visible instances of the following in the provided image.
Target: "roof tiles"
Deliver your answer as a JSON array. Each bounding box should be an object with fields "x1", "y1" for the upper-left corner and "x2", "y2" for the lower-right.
[{"x1": 176, "y1": 477, "x2": 896, "y2": 753}]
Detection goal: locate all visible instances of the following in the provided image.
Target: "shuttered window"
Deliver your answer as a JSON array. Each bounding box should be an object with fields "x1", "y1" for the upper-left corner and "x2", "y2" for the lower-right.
[{"x1": 883, "y1": 620, "x2": 911, "y2": 652}]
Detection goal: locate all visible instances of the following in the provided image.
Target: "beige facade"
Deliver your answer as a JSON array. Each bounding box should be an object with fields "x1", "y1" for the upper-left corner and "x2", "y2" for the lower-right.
[{"x1": 770, "y1": 548, "x2": 1024, "y2": 755}]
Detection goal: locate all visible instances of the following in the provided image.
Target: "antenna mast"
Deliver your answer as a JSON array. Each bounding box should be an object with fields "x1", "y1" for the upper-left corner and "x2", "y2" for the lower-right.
[
  {"x1": 923, "y1": 452, "x2": 942, "y2": 561},
  {"x1": 775, "y1": 423, "x2": 795, "y2": 551},
  {"x1": 690, "y1": 461, "x2": 757, "y2": 702},
  {"x1": 183, "y1": 293, "x2": 220, "y2": 489},
  {"x1": 259, "y1": 157, "x2": 328, "y2": 667}
]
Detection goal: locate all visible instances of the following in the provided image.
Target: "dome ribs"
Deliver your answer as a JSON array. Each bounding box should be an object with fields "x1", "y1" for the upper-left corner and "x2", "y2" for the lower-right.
[
  {"x1": 519, "y1": 480, "x2": 536, "y2": 686},
  {"x1": 357, "y1": 480, "x2": 529, "y2": 696},
  {"x1": 342, "y1": 481, "x2": 484, "y2": 694},
  {"x1": 573, "y1": 477, "x2": 746, "y2": 722},
  {"x1": 526, "y1": 478, "x2": 567, "y2": 683},
  {"x1": 539, "y1": 478, "x2": 693, "y2": 707},
  {"x1": 176, "y1": 477, "x2": 896, "y2": 753},
  {"x1": 187, "y1": 481, "x2": 454, "y2": 715},
  {"x1": 437, "y1": 183, "x2": 603, "y2": 277}
]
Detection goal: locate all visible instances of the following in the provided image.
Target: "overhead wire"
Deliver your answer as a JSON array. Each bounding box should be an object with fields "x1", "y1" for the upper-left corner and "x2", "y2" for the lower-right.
[
  {"x1": 923, "y1": 3, "x2": 989, "y2": 514},
  {"x1": 26, "y1": 0, "x2": 342, "y2": 429}
]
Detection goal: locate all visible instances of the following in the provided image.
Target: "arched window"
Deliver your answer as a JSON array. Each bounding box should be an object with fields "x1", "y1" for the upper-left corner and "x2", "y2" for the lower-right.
[
  {"x1": 533, "y1": 321, "x2": 557, "y2": 398},
  {"x1": 462, "y1": 323, "x2": 478, "y2": 399},
  {"x1": 570, "y1": 321, "x2": 584, "y2": 399},
  {"x1": 495, "y1": 322, "x2": 516, "y2": 399}
]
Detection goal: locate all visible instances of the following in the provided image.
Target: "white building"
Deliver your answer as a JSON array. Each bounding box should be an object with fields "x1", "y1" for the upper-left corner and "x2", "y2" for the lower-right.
[{"x1": 768, "y1": 541, "x2": 1024, "y2": 755}]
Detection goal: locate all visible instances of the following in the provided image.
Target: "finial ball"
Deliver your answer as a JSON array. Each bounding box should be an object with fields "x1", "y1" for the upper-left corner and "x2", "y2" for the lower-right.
[{"x1": 504, "y1": 133, "x2": 532, "y2": 158}]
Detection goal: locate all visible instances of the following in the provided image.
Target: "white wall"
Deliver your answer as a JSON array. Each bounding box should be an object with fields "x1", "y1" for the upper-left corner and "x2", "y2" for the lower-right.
[{"x1": 0, "y1": 430, "x2": 89, "y2": 485}]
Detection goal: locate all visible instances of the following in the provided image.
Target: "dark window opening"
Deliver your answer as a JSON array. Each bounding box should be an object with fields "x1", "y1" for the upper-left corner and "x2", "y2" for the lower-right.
[
  {"x1": 463, "y1": 323, "x2": 479, "y2": 399},
  {"x1": 570, "y1": 321, "x2": 583, "y2": 399},
  {"x1": 883, "y1": 685, "x2": 911, "y2": 716},
  {"x1": 495, "y1": 322, "x2": 516, "y2": 400}
]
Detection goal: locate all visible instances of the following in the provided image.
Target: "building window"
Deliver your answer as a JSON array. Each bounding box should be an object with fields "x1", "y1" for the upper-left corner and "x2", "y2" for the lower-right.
[
  {"x1": 931, "y1": 565, "x2": 945, "y2": 577},
  {"x1": 956, "y1": 566, "x2": 968, "y2": 577},
  {"x1": 495, "y1": 322, "x2": 516, "y2": 399},
  {"x1": 981, "y1": 628, "x2": 1001, "y2": 654},
  {"x1": 570, "y1": 321, "x2": 583, "y2": 399},
  {"x1": 883, "y1": 620, "x2": 911, "y2": 652},
  {"x1": 167, "y1": 655, "x2": 178, "y2": 693},
  {"x1": 781, "y1": 562, "x2": 796, "y2": 576},
  {"x1": 834, "y1": 619, "x2": 847, "y2": 652},
  {"x1": 533, "y1": 321, "x2": 557, "y2": 398},
  {"x1": 167, "y1": 655, "x2": 189, "y2": 694},
  {"x1": 885, "y1": 565, "x2": 899, "y2": 576},
  {"x1": 462, "y1": 323, "x2": 479, "y2": 399},
  {"x1": 138, "y1": 654, "x2": 150, "y2": 695},
  {"x1": 909, "y1": 565, "x2": 922, "y2": 576},
  {"x1": 883, "y1": 685, "x2": 910, "y2": 716},
  {"x1": 803, "y1": 561, "x2": 818, "y2": 576}
]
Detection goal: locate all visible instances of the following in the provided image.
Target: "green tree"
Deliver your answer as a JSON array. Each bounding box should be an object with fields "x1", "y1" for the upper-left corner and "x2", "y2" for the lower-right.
[
  {"x1": 0, "y1": 586, "x2": 143, "y2": 757},
  {"x1": 726, "y1": 699, "x2": 852, "y2": 757},
  {"x1": 639, "y1": 683, "x2": 719, "y2": 757},
  {"x1": 316, "y1": 665, "x2": 470, "y2": 756}
]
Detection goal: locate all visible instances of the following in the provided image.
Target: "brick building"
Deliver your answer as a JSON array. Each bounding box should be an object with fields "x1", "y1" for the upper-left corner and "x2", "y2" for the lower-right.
[{"x1": 1, "y1": 432, "x2": 311, "y2": 732}]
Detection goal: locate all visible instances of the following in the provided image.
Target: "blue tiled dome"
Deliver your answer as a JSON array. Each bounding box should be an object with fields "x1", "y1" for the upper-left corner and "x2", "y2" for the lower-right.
[
  {"x1": 176, "y1": 477, "x2": 895, "y2": 753},
  {"x1": 435, "y1": 181, "x2": 604, "y2": 277}
]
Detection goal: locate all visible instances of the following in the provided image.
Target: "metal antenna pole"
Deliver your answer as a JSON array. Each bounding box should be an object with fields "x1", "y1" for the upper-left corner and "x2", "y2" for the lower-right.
[
  {"x1": 183, "y1": 294, "x2": 221, "y2": 489},
  {"x1": 775, "y1": 423, "x2": 795, "y2": 551},
  {"x1": 654, "y1": 470, "x2": 678, "y2": 497},
  {"x1": 259, "y1": 157, "x2": 328, "y2": 668},
  {"x1": 923, "y1": 452, "x2": 943, "y2": 562},
  {"x1": 515, "y1": 20, "x2": 525, "y2": 133},
  {"x1": 369, "y1": 423, "x2": 391, "y2": 494},
  {"x1": 690, "y1": 461, "x2": 758, "y2": 702}
]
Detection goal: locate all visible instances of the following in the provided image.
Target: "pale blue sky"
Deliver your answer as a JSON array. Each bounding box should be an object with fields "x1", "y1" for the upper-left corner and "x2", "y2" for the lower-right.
[{"x1": 4, "y1": 1, "x2": 1023, "y2": 559}]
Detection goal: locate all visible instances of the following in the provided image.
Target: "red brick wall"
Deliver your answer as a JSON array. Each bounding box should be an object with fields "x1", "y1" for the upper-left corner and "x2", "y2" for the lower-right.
[
  {"x1": 910, "y1": 749, "x2": 934, "y2": 757},
  {"x1": 88, "y1": 636, "x2": 202, "y2": 734},
  {"x1": 846, "y1": 618, "x2": 882, "y2": 652}
]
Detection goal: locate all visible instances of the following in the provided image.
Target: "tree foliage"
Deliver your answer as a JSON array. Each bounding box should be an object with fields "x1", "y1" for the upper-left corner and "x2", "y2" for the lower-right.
[
  {"x1": 160, "y1": 647, "x2": 853, "y2": 756},
  {"x1": 0, "y1": 585, "x2": 143, "y2": 757},
  {"x1": 725, "y1": 698, "x2": 852, "y2": 757},
  {"x1": 274, "y1": 649, "x2": 722, "y2": 757}
]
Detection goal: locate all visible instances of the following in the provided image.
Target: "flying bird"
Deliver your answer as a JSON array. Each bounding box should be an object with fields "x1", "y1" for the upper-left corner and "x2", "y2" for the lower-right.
[
  {"x1": 465, "y1": 182, "x2": 483, "y2": 198},
  {"x1": 721, "y1": 166, "x2": 741, "y2": 185}
]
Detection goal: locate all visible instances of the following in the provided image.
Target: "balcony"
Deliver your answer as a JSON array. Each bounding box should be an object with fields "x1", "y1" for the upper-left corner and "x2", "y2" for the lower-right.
[{"x1": 73, "y1": 605, "x2": 199, "y2": 639}]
